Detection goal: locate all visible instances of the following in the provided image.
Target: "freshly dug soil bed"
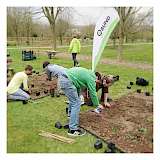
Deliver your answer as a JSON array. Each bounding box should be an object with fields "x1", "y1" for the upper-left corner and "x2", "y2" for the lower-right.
[
  {"x1": 80, "y1": 92, "x2": 153, "y2": 153},
  {"x1": 28, "y1": 73, "x2": 57, "y2": 100}
]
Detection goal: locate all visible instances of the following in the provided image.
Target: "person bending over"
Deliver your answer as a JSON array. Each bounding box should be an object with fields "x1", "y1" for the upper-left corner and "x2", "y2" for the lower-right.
[{"x1": 43, "y1": 61, "x2": 103, "y2": 136}]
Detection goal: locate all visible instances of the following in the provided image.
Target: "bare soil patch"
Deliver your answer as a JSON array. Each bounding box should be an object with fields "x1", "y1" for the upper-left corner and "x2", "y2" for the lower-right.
[
  {"x1": 80, "y1": 92, "x2": 153, "y2": 153},
  {"x1": 28, "y1": 73, "x2": 57, "y2": 100}
]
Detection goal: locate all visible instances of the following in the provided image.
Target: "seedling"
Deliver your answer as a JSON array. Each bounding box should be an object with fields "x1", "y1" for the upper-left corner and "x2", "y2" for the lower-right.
[
  {"x1": 55, "y1": 121, "x2": 62, "y2": 129},
  {"x1": 137, "y1": 89, "x2": 141, "y2": 93},
  {"x1": 94, "y1": 139, "x2": 103, "y2": 149},
  {"x1": 139, "y1": 128, "x2": 147, "y2": 133},
  {"x1": 127, "y1": 86, "x2": 131, "y2": 89}
]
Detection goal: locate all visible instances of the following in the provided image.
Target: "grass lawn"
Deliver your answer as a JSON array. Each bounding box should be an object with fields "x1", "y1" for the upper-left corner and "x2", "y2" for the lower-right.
[
  {"x1": 8, "y1": 43, "x2": 153, "y2": 64},
  {"x1": 7, "y1": 48, "x2": 153, "y2": 153},
  {"x1": 58, "y1": 43, "x2": 153, "y2": 64}
]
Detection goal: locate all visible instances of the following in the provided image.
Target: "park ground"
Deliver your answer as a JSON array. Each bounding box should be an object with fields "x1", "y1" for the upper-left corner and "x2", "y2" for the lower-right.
[{"x1": 7, "y1": 43, "x2": 153, "y2": 153}]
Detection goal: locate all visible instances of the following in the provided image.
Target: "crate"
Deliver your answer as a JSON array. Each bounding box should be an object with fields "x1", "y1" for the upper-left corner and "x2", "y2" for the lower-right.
[{"x1": 22, "y1": 50, "x2": 37, "y2": 61}]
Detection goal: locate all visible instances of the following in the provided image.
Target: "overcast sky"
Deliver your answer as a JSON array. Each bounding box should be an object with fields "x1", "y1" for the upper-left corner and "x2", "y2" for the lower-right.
[
  {"x1": 36, "y1": 7, "x2": 152, "y2": 26},
  {"x1": 72, "y1": 7, "x2": 152, "y2": 25}
]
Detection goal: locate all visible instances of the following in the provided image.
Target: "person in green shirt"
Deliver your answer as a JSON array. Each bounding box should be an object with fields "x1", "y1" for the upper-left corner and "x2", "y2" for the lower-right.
[
  {"x1": 68, "y1": 35, "x2": 81, "y2": 67},
  {"x1": 43, "y1": 62, "x2": 103, "y2": 136},
  {"x1": 7, "y1": 65, "x2": 33, "y2": 102}
]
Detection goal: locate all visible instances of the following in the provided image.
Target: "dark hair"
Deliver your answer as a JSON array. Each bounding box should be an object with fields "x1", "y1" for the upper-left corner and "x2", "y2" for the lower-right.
[
  {"x1": 25, "y1": 65, "x2": 33, "y2": 71},
  {"x1": 43, "y1": 61, "x2": 50, "y2": 68},
  {"x1": 95, "y1": 72, "x2": 101, "y2": 80}
]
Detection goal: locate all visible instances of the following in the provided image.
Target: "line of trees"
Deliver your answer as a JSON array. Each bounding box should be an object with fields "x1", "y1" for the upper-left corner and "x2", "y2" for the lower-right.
[{"x1": 7, "y1": 7, "x2": 153, "y2": 59}]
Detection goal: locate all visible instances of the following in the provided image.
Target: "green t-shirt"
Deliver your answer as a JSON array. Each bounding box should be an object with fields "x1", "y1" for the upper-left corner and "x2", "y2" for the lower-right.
[{"x1": 66, "y1": 67, "x2": 99, "y2": 107}]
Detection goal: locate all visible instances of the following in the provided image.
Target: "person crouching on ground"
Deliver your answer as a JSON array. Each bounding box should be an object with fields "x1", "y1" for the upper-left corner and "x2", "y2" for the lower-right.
[
  {"x1": 82, "y1": 72, "x2": 119, "y2": 108},
  {"x1": 7, "y1": 65, "x2": 33, "y2": 102},
  {"x1": 43, "y1": 61, "x2": 103, "y2": 136}
]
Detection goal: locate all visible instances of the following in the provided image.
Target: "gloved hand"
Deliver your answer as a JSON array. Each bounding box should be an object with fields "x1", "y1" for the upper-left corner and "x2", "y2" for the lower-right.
[
  {"x1": 94, "y1": 104, "x2": 104, "y2": 113},
  {"x1": 94, "y1": 107, "x2": 102, "y2": 114}
]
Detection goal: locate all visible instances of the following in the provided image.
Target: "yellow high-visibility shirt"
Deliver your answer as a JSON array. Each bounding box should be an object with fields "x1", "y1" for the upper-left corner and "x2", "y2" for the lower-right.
[
  {"x1": 7, "y1": 71, "x2": 29, "y2": 94},
  {"x1": 68, "y1": 38, "x2": 81, "y2": 53}
]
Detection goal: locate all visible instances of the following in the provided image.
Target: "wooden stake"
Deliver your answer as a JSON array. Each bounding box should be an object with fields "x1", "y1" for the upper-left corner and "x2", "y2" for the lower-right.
[{"x1": 39, "y1": 130, "x2": 75, "y2": 144}]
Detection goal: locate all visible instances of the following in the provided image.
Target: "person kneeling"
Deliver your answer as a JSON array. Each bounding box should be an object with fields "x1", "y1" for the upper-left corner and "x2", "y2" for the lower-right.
[{"x1": 7, "y1": 65, "x2": 33, "y2": 102}]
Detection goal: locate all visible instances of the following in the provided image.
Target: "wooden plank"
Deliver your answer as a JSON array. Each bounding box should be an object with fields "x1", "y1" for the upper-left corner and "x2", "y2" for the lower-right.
[{"x1": 39, "y1": 131, "x2": 75, "y2": 144}]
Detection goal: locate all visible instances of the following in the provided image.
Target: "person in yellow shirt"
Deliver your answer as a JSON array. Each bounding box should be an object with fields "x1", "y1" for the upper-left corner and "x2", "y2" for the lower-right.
[
  {"x1": 7, "y1": 65, "x2": 33, "y2": 101},
  {"x1": 68, "y1": 35, "x2": 81, "y2": 67}
]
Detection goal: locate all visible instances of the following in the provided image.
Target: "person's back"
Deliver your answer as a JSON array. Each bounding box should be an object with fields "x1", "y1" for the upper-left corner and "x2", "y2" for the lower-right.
[
  {"x1": 66, "y1": 67, "x2": 95, "y2": 88},
  {"x1": 7, "y1": 72, "x2": 28, "y2": 94},
  {"x1": 68, "y1": 36, "x2": 81, "y2": 67},
  {"x1": 66, "y1": 67, "x2": 99, "y2": 106},
  {"x1": 69, "y1": 38, "x2": 81, "y2": 53},
  {"x1": 46, "y1": 64, "x2": 68, "y2": 77}
]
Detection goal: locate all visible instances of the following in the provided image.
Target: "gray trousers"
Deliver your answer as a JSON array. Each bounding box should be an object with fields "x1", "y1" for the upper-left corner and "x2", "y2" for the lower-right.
[{"x1": 7, "y1": 88, "x2": 30, "y2": 101}]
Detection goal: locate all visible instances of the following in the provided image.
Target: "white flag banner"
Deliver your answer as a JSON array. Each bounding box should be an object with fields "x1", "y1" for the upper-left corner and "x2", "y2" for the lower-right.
[{"x1": 92, "y1": 8, "x2": 120, "y2": 71}]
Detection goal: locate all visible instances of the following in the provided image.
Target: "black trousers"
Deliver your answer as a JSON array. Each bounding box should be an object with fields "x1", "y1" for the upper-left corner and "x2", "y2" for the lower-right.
[{"x1": 72, "y1": 53, "x2": 79, "y2": 66}]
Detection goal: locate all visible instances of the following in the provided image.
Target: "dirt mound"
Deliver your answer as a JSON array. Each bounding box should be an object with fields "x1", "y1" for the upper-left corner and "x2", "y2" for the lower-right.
[
  {"x1": 80, "y1": 92, "x2": 153, "y2": 153},
  {"x1": 28, "y1": 73, "x2": 57, "y2": 100}
]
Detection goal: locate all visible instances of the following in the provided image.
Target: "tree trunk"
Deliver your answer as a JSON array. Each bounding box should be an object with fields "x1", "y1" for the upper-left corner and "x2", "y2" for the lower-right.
[
  {"x1": 117, "y1": 27, "x2": 124, "y2": 61},
  {"x1": 60, "y1": 35, "x2": 63, "y2": 45},
  {"x1": 51, "y1": 24, "x2": 56, "y2": 50},
  {"x1": 113, "y1": 38, "x2": 116, "y2": 49}
]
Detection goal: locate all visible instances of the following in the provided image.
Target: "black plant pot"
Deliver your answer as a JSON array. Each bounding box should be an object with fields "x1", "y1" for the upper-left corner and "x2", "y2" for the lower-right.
[
  {"x1": 44, "y1": 90, "x2": 48, "y2": 94},
  {"x1": 63, "y1": 124, "x2": 69, "y2": 129},
  {"x1": 55, "y1": 121, "x2": 62, "y2": 129},
  {"x1": 127, "y1": 86, "x2": 131, "y2": 89},
  {"x1": 94, "y1": 139, "x2": 103, "y2": 149},
  {"x1": 130, "y1": 82, "x2": 134, "y2": 85},
  {"x1": 108, "y1": 142, "x2": 116, "y2": 150},
  {"x1": 145, "y1": 92, "x2": 150, "y2": 96},
  {"x1": 22, "y1": 100, "x2": 28, "y2": 104},
  {"x1": 50, "y1": 89, "x2": 55, "y2": 97},
  {"x1": 137, "y1": 89, "x2": 141, "y2": 93},
  {"x1": 56, "y1": 94, "x2": 60, "y2": 97},
  {"x1": 36, "y1": 92, "x2": 40, "y2": 96}
]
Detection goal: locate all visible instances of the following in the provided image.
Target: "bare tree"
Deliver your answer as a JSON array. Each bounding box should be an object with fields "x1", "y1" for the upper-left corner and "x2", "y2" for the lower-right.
[
  {"x1": 56, "y1": 9, "x2": 73, "y2": 45},
  {"x1": 115, "y1": 7, "x2": 153, "y2": 61},
  {"x1": 23, "y1": 8, "x2": 33, "y2": 45},
  {"x1": 7, "y1": 8, "x2": 23, "y2": 44},
  {"x1": 42, "y1": 7, "x2": 66, "y2": 50}
]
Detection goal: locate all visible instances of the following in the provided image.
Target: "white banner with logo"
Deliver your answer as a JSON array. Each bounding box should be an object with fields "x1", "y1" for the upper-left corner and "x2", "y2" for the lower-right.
[{"x1": 92, "y1": 8, "x2": 120, "y2": 71}]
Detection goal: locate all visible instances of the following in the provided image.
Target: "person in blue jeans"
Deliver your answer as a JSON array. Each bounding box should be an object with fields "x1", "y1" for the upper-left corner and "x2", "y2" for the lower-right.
[{"x1": 43, "y1": 61, "x2": 103, "y2": 136}]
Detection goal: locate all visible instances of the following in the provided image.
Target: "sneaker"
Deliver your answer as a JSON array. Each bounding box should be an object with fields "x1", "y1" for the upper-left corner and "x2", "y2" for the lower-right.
[
  {"x1": 76, "y1": 63, "x2": 80, "y2": 67},
  {"x1": 67, "y1": 129, "x2": 86, "y2": 137},
  {"x1": 94, "y1": 107, "x2": 102, "y2": 114}
]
